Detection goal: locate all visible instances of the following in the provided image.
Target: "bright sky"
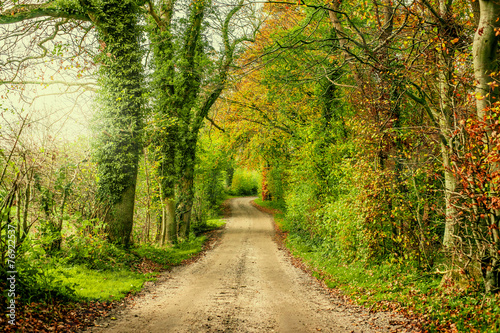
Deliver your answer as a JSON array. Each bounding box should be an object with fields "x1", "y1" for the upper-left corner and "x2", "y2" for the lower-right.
[{"x1": 0, "y1": 15, "x2": 97, "y2": 145}]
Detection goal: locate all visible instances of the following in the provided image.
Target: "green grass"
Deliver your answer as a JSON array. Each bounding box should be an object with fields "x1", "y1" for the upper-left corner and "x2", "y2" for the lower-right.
[
  {"x1": 206, "y1": 218, "x2": 226, "y2": 228},
  {"x1": 253, "y1": 198, "x2": 284, "y2": 216},
  {"x1": 134, "y1": 236, "x2": 207, "y2": 268},
  {"x1": 50, "y1": 265, "x2": 146, "y2": 301},
  {"x1": 20, "y1": 231, "x2": 219, "y2": 303},
  {"x1": 253, "y1": 198, "x2": 278, "y2": 209}
]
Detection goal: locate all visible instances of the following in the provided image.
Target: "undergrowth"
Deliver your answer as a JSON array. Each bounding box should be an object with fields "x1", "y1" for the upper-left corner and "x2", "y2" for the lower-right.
[
  {"x1": 9, "y1": 217, "x2": 225, "y2": 305},
  {"x1": 1, "y1": 201, "x2": 227, "y2": 332},
  {"x1": 253, "y1": 199, "x2": 500, "y2": 333}
]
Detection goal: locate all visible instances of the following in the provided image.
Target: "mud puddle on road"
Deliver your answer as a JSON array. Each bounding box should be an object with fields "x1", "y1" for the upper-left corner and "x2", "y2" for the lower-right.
[{"x1": 86, "y1": 197, "x2": 417, "y2": 333}]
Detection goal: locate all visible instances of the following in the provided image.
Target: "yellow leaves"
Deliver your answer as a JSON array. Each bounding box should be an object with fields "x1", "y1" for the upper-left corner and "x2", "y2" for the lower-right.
[
  {"x1": 476, "y1": 93, "x2": 487, "y2": 101},
  {"x1": 451, "y1": 38, "x2": 459, "y2": 44}
]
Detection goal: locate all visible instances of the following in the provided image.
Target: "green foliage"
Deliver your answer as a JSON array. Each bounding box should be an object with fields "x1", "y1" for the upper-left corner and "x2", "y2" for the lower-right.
[
  {"x1": 191, "y1": 135, "x2": 230, "y2": 230},
  {"x1": 284, "y1": 230, "x2": 500, "y2": 332},
  {"x1": 63, "y1": 218, "x2": 137, "y2": 270},
  {"x1": 13, "y1": 240, "x2": 77, "y2": 302},
  {"x1": 230, "y1": 168, "x2": 259, "y2": 196},
  {"x1": 313, "y1": 188, "x2": 367, "y2": 262},
  {"x1": 253, "y1": 195, "x2": 500, "y2": 332},
  {"x1": 265, "y1": 165, "x2": 286, "y2": 207},
  {"x1": 13, "y1": 230, "x2": 210, "y2": 302}
]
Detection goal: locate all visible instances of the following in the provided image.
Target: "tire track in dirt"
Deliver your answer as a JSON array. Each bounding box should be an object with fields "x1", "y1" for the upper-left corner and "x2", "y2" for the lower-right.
[{"x1": 87, "y1": 197, "x2": 416, "y2": 333}]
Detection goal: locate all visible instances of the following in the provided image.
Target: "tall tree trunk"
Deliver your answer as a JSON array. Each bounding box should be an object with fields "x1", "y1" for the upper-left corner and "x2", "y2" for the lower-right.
[
  {"x1": 148, "y1": 0, "x2": 179, "y2": 245},
  {"x1": 441, "y1": 143, "x2": 457, "y2": 248},
  {"x1": 160, "y1": 197, "x2": 177, "y2": 245},
  {"x1": 108, "y1": 184, "x2": 137, "y2": 245},
  {"x1": 418, "y1": 0, "x2": 459, "y2": 249},
  {"x1": 87, "y1": 0, "x2": 145, "y2": 247},
  {"x1": 157, "y1": 128, "x2": 178, "y2": 245},
  {"x1": 176, "y1": 137, "x2": 197, "y2": 238},
  {"x1": 437, "y1": 18, "x2": 458, "y2": 249},
  {"x1": 472, "y1": 0, "x2": 500, "y2": 293},
  {"x1": 144, "y1": 149, "x2": 152, "y2": 243},
  {"x1": 473, "y1": 0, "x2": 500, "y2": 117}
]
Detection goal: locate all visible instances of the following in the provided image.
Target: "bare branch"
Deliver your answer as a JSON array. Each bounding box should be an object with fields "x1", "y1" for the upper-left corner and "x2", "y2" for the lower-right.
[{"x1": 0, "y1": 3, "x2": 90, "y2": 24}]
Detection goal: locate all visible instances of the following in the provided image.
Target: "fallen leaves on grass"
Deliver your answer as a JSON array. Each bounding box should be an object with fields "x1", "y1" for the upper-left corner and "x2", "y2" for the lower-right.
[
  {"x1": 132, "y1": 258, "x2": 164, "y2": 275},
  {"x1": 0, "y1": 296, "x2": 114, "y2": 333}
]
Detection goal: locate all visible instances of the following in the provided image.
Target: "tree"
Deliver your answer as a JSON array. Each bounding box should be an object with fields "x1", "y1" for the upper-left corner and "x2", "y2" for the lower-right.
[
  {"x1": 83, "y1": 0, "x2": 145, "y2": 246},
  {"x1": 0, "y1": 0, "x2": 146, "y2": 246},
  {"x1": 146, "y1": 0, "x2": 254, "y2": 240},
  {"x1": 469, "y1": 0, "x2": 500, "y2": 293}
]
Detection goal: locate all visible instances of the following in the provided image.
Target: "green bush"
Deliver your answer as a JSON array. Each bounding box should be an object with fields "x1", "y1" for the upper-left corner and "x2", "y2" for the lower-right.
[
  {"x1": 63, "y1": 218, "x2": 138, "y2": 271},
  {"x1": 284, "y1": 182, "x2": 315, "y2": 234},
  {"x1": 314, "y1": 189, "x2": 367, "y2": 262},
  {"x1": 191, "y1": 135, "x2": 231, "y2": 230},
  {"x1": 230, "y1": 169, "x2": 259, "y2": 196}
]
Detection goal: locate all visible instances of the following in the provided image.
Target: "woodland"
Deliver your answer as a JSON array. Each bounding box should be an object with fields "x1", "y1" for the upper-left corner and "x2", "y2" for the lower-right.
[{"x1": 1, "y1": 0, "x2": 500, "y2": 332}]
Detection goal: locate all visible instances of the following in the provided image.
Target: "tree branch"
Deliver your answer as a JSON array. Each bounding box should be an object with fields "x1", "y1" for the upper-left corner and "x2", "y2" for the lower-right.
[
  {"x1": 205, "y1": 115, "x2": 225, "y2": 132},
  {"x1": 0, "y1": 3, "x2": 90, "y2": 24}
]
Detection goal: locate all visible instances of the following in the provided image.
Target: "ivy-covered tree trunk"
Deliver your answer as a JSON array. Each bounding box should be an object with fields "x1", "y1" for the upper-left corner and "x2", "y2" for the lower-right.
[
  {"x1": 86, "y1": 0, "x2": 145, "y2": 246},
  {"x1": 176, "y1": 135, "x2": 198, "y2": 238},
  {"x1": 157, "y1": 128, "x2": 178, "y2": 245},
  {"x1": 147, "y1": 0, "x2": 178, "y2": 244},
  {"x1": 146, "y1": 0, "x2": 246, "y2": 239},
  {"x1": 147, "y1": 0, "x2": 207, "y2": 241}
]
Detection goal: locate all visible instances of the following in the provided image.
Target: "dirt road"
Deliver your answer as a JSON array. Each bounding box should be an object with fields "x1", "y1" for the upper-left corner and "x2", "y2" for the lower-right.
[{"x1": 91, "y1": 197, "x2": 415, "y2": 333}]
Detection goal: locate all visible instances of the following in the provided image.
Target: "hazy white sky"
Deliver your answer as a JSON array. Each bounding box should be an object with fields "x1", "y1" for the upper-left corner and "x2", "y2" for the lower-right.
[
  {"x1": 1, "y1": 82, "x2": 95, "y2": 146},
  {"x1": 0, "y1": 15, "x2": 97, "y2": 145}
]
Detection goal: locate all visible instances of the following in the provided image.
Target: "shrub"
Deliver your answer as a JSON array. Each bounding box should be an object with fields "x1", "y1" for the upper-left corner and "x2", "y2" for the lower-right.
[{"x1": 230, "y1": 168, "x2": 259, "y2": 196}]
